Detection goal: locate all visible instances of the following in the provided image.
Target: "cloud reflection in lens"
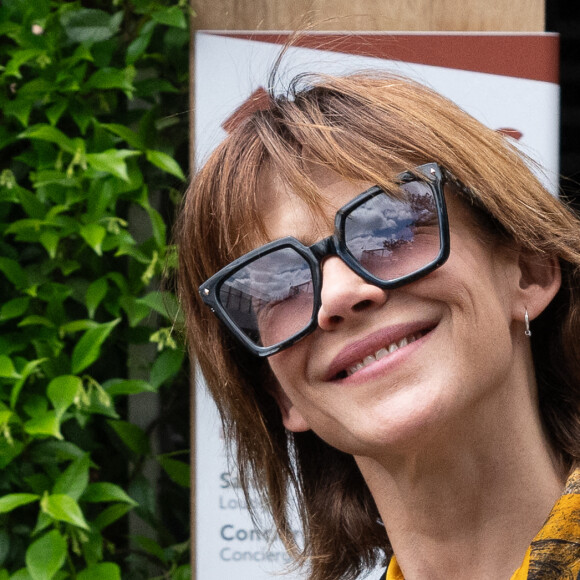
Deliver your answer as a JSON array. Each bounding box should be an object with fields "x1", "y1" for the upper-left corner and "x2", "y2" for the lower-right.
[{"x1": 219, "y1": 248, "x2": 314, "y2": 347}]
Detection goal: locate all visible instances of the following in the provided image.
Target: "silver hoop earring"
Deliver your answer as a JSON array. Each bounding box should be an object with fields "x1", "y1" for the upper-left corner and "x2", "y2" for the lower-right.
[{"x1": 524, "y1": 309, "x2": 532, "y2": 337}]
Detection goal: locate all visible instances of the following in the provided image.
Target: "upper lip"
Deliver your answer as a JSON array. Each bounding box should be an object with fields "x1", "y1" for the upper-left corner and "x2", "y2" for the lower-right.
[{"x1": 324, "y1": 319, "x2": 437, "y2": 381}]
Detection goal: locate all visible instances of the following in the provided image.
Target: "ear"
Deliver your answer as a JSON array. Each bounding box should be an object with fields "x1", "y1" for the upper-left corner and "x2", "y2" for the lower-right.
[
  {"x1": 272, "y1": 386, "x2": 311, "y2": 433},
  {"x1": 513, "y1": 250, "x2": 561, "y2": 322}
]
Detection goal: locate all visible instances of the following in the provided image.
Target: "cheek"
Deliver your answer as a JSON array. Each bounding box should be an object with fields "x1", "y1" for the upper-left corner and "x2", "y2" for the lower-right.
[
  {"x1": 267, "y1": 342, "x2": 326, "y2": 418},
  {"x1": 442, "y1": 231, "x2": 514, "y2": 307},
  {"x1": 268, "y1": 347, "x2": 303, "y2": 395}
]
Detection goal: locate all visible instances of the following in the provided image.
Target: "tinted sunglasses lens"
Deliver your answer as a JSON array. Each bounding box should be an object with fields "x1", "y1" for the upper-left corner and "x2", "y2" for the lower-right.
[
  {"x1": 219, "y1": 247, "x2": 315, "y2": 348},
  {"x1": 344, "y1": 181, "x2": 441, "y2": 281}
]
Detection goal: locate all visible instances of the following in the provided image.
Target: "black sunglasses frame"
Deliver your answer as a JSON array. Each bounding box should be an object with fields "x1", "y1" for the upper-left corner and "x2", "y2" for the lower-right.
[{"x1": 199, "y1": 162, "x2": 451, "y2": 357}]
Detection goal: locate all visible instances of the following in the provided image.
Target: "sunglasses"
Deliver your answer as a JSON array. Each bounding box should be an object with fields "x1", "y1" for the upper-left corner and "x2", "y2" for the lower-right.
[{"x1": 200, "y1": 162, "x2": 452, "y2": 357}]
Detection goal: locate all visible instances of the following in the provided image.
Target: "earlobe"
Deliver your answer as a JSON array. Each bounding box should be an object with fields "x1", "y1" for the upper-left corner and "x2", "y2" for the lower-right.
[
  {"x1": 272, "y1": 387, "x2": 311, "y2": 433},
  {"x1": 515, "y1": 251, "x2": 561, "y2": 320}
]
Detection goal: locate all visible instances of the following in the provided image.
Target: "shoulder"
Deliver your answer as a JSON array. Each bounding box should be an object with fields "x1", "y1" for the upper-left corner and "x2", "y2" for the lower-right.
[{"x1": 528, "y1": 467, "x2": 580, "y2": 577}]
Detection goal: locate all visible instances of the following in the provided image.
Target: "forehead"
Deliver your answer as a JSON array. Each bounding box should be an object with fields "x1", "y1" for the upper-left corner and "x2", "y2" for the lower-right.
[{"x1": 258, "y1": 165, "x2": 373, "y2": 245}]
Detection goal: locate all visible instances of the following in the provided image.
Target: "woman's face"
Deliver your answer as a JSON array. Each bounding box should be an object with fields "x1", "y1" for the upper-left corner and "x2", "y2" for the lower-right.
[{"x1": 260, "y1": 167, "x2": 534, "y2": 459}]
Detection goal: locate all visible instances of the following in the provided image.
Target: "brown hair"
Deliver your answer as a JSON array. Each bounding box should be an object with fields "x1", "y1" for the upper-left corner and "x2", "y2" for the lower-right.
[{"x1": 177, "y1": 72, "x2": 580, "y2": 579}]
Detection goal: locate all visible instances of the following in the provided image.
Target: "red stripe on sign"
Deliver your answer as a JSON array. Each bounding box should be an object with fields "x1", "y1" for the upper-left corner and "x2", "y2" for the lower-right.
[{"x1": 207, "y1": 32, "x2": 559, "y2": 84}]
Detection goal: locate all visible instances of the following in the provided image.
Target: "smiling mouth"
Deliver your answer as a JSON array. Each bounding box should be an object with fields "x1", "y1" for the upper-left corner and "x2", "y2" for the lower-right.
[{"x1": 332, "y1": 329, "x2": 431, "y2": 380}]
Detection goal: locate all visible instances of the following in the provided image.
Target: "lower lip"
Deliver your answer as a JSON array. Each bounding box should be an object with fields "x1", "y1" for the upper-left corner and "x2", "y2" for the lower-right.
[{"x1": 332, "y1": 328, "x2": 434, "y2": 385}]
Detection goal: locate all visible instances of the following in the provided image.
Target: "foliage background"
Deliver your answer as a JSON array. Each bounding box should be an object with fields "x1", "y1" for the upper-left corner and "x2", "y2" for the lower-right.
[{"x1": 0, "y1": 0, "x2": 191, "y2": 578}]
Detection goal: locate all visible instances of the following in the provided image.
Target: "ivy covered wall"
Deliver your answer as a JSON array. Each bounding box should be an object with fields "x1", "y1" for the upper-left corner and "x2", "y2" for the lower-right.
[{"x1": 0, "y1": 1, "x2": 191, "y2": 578}]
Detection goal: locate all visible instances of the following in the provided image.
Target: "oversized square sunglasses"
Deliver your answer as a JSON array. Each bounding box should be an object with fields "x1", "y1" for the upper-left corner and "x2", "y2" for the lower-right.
[{"x1": 200, "y1": 162, "x2": 454, "y2": 357}]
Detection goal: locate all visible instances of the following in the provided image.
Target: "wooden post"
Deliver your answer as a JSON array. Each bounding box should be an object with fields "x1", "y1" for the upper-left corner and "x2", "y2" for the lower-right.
[{"x1": 190, "y1": 0, "x2": 545, "y2": 32}]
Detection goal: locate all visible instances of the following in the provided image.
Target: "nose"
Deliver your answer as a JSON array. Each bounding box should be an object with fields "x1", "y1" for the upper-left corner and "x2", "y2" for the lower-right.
[{"x1": 317, "y1": 256, "x2": 388, "y2": 331}]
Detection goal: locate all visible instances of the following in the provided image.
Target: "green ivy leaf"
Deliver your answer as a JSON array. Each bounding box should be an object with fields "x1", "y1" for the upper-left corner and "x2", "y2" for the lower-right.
[
  {"x1": 81, "y1": 482, "x2": 137, "y2": 505},
  {"x1": 77, "y1": 563, "x2": 121, "y2": 580},
  {"x1": 4, "y1": 95, "x2": 35, "y2": 127},
  {"x1": 126, "y1": 20, "x2": 155, "y2": 65},
  {"x1": 92, "y1": 503, "x2": 132, "y2": 531},
  {"x1": 4, "y1": 218, "x2": 44, "y2": 237},
  {"x1": 41, "y1": 493, "x2": 89, "y2": 530},
  {"x1": 18, "y1": 316, "x2": 55, "y2": 328},
  {"x1": 172, "y1": 565, "x2": 192, "y2": 580},
  {"x1": 24, "y1": 412, "x2": 62, "y2": 440},
  {"x1": 71, "y1": 318, "x2": 120, "y2": 374},
  {"x1": 150, "y1": 348, "x2": 184, "y2": 389},
  {"x1": 0, "y1": 257, "x2": 28, "y2": 289},
  {"x1": 134, "y1": 535, "x2": 167, "y2": 563},
  {"x1": 4, "y1": 49, "x2": 46, "y2": 79},
  {"x1": 0, "y1": 410, "x2": 12, "y2": 425},
  {"x1": 108, "y1": 420, "x2": 150, "y2": 455},
  {"x1": 6, "y1": 569, "x2": 32, "y2": 580},
  {"x1": 0, "y1": 297, "x2": 30, "y2": 321},
  {"x1": 157, "y1": 456, "x2": 190, "y2": 488},
  {"x1": 78, "y1": 530, "x2": 104, "y2": 570},
  {"x1": 10, "y1": 359, "x2": 47, "y2": 409},
  {"x1": 145, "y1": 150, "x2": 185, "y2": 180},
  {"x1": 119, "y1": 295, "x2": 151, "y2": 327},
  {"x1": 45, "y1": 99, "x2": 69, "y2": 127},
  {"x1": 70, "y1": 99, "x2": 93, "y2": 134},
  {"x1": 85, "y1": 278, "x2": 109, "y2": 319},
  {"x1": 47, "y1": 375, "x2": 82, "y2": 418},
  {"x1": 84, "y1": 66, "x2": 136, "y2": 94},
  {"x1": 18, "y1": 187, "x2": 47, "y2": 219},
  {"x1": 18, "y1": 125, "x2": 76, "y2": 155},
  {"x1": 19, "y1": 78, "x2": 56, "y2": 96},
  {"x1": 0, "y1": 493, "x2": 39, "y2": 514},
  {"x1": 86, "y1": 150, "x2": 141, "y2": 181},
  {"x1": 60, "y1": 9, "x2": 123, "y2": 43},
  {"x1": 52, "y1": 454, "x2": 90, "y2": 500},
  {"x1": 30, "y1": 441, "x2": 86, "y2": 464},
  {"x1": 103, "y1": 379, "x2": 155, "y2": 396},
  {"x1": 0, "y1": 439, "x2": 25, "y2": 469},
  {"x1": 151, "y1": 6, "x2": 187, "y2": 29},
  {"x1": 31, "y1": 511, "x2": 53, "y2": 539},
  {"x1": 138, "y1": 291, "x2": 180, "y2": 321},
  {"x1": 30, "y1": 170, "x2": 81, "y2": 189},
  {"x1": 23, "y1": 396, "x2": 48, "y2": 419},
  {"x1": 25, "y1": 529, "x2": 66, "y2": 580},
  {"x1": 135, "y1": 78, "x2": 179, "y2": 97},
  {"x1": 59, "y1": 320, "x2": 100, "y2": 334},
  {"x1": 39, "y1": 230, "x2": 59, "y2": 259},
  {"x1": 0, "y1": 355, "x2": 20, "y2": 379},
  {"x1": 146, "y1": 205, "x2": 167, "y2": 248},
  {"x1": 80, "y1": 223, "x2": 107, "y2": 255},
  {"x1": 101, "y1": 123, "x2": 145, "y2": 150}
]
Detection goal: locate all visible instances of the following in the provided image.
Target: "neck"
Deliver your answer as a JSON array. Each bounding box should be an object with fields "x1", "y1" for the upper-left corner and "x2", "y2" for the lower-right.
[{"x1": 356, "y1": 374, "x2": 566, "y2": 580}]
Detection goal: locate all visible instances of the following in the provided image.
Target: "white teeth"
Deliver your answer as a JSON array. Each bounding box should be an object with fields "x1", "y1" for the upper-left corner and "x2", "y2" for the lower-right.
[
  {"x1": 345, "y1": 333, "x2": 419, "y2": 377},
  {"x1": 363, "y1": 355, "x2": 375, "y2": 368},
  {"x1": 376, "y1": 348, "x2": 388, "y2": 360}
]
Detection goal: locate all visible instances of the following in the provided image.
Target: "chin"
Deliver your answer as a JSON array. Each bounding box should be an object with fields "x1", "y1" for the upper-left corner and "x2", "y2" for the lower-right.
[{"x1": 346, "y1": 389, "x2": 459, "y2": 459}]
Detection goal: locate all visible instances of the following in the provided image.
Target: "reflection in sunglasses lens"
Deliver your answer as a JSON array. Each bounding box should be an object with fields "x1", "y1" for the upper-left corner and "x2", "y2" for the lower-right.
[
  {"x1": 219, "y1": 248, "x2": 314, "y2": 347},
  {"x1": 345, "y1": 182, "x2": 440, "y2": 282}
]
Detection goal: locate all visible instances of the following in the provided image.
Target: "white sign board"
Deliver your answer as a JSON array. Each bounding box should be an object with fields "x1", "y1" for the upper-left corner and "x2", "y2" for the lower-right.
[{"x1": 194, "y1": 31, "x2": 559, "y2": 579}]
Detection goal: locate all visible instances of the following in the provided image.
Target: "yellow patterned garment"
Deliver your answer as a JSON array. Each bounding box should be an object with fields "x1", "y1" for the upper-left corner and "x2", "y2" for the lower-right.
[{"x1": 385, "y1": 468, "x2": 580, "y2": 580}]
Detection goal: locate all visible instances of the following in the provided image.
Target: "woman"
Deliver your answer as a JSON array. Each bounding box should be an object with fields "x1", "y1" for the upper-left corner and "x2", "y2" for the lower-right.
[{"x1": 177, "y1": 72, "x2": 580, "y2": 579}]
